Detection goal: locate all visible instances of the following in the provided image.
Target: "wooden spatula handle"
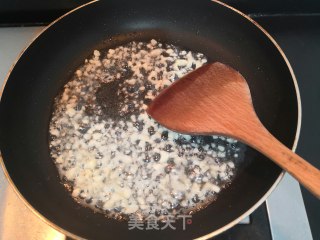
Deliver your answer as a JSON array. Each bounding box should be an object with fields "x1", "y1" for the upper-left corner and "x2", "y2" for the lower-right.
[{"x1": 242, "y1": 123, "x2": 320, "y2": 198}]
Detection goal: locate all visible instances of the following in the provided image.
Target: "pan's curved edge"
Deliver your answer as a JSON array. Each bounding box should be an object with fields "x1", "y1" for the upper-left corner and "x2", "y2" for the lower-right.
[
  {"x1": 196, "y1": 1, "x2": 302, "y2": 239},
  {"x1": 0, "y1": 1, "x2": 99, "y2": 240},
  {"x1": 0, "y1": 0, "x2": 302, "y2": 240}
]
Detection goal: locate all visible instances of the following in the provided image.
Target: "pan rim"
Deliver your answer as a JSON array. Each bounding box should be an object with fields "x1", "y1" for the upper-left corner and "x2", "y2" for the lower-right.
[
  {"x1": 196, "y1": 0, "x2": 303, "y2": 239},
  {"x1": 0, "y1": 0, "x2": 302, "y2": 239}
]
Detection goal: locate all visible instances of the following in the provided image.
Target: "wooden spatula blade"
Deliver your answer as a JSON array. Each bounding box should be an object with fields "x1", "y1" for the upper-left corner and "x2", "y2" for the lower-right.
[{"x1": 147, "y1": 62, "x2": 256, "y2": 136}]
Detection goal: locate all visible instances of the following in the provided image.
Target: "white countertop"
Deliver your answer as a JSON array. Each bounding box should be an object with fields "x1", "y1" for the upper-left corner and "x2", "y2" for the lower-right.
[{"x1": 0, "y1": 26, "x2": 65, "y2": 240}]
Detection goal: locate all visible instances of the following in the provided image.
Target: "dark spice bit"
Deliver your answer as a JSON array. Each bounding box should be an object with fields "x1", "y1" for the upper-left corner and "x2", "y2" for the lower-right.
[
  {"x1": 153, "y1": 153, "x2": 161, "y2": 162},
  {"x1": 161, "y1": 131, "x2": 168, "y2": 141},
  {"x1": 178, "y1": 151, "x2": 185, "y2": 157},
  {"x1": 162, "y1": 210, "x2": 169, "y2": 216},
  {"x1": 78, "y1": 125, "x2": 90, "y2": 134},
  {"x1": 164, "y1": 144, "x2": 173, "y2": 152},
  {"x1": 175, "y1": 136, "x2": 187, "y2": 145},
  {"x1": 170, "y1": 201, "x2": 180, "y2": 210},
  {"x1": 190, "y1": 136, "x2": 197, "y2": 143},
  {"x1": 139, "y1": 67, "x2": 148, "y2": 77},
  {"x1": 145, "y1": 83, "x2": 153, "y2": 90},
  {"x1": 134, "y1": 121, "x2": 144, "y2": 131},
  {"x1": 127, "y1": 84, "x2": 140, "y2": 94},
  {"x1": 192, "y1": 195, "x2": 200, "y2": 203},
  {"x1": 198, "y1": 146, "x2": 204, "y2": 152},
  {"x1": 155, "y1": 210, "x2": 162, "y2": 216},
  {"x1": 145, "y1": 142, "x2": 152, "y2": 151},
  {"x1": 144, "y1": 98, "x2": 152, "y2": 105},
  {"x1": 95, "y1": 152, "x2": 104, "y2": 159},
  {"x1": 143, "y1": 154, "x2": 151, "y2": 163},
  {"x1": 127, "y1": 102, "x2": 135, "y2": 112},
  {"x1": 148, "y1": 126, "x2": 155, "y2": 136}
]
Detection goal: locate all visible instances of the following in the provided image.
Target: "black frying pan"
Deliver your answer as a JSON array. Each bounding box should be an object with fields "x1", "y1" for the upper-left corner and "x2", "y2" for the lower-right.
[{"x1": 0, "y1": 0, "x2": 300, "y2": 239}]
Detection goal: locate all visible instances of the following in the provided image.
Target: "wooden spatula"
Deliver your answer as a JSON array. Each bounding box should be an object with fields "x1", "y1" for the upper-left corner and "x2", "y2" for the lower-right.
[{"x1": 147, "y1": 62, "x2": 320, "y2": 198}]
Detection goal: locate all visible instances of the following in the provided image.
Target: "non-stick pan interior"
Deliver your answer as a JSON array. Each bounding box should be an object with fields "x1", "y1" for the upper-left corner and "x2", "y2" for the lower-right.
[{"x1": 0, "y1": 0, "x2": 298, "y2": 239}]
